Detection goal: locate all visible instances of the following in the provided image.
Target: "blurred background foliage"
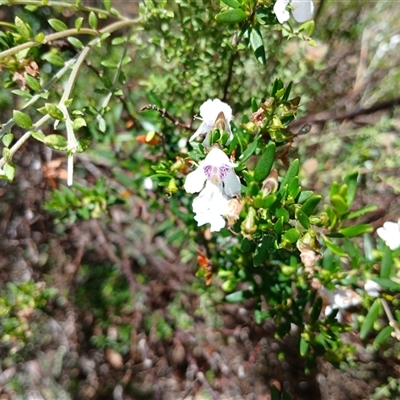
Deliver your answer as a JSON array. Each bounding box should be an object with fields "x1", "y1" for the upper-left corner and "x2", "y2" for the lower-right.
[{"x1": 1, "y1": 0, "x2": 400, "y2": 399}]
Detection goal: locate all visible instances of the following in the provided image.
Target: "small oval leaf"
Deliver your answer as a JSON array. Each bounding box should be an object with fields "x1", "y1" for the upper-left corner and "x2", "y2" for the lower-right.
[
  {"x1": 254, "y1": 142, "x2": 276, "y2": 182},
  {"x1": 301, "y1": 195, "x2": 322, "y2": 216},
  {"x1": 360, "y1": 299, "x2": 381, "y2": 340},
  {"x1": 48, "y1": 18, "x2": 68, "y2": 32},
  {"x1": 44, "y1": 134, "x2": 68, "y2": 151},
  {"x1": 215, "y1": 8, "x2": 247, "y2": 24},
  {"x1": 13, "y1": 110, "x2": 33, "y2": 129}
]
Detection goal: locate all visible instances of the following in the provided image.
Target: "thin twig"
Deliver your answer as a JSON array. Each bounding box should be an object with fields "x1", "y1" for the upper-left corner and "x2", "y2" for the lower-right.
[
  {"x1": 140, "y1": 104, "x2": 193, "y2": 131},
  {"x1": 222, "y1": 51, "x2": 237, "y2": 102},
  {"x1": 0, "y1": 18, "x2": 139, "y2": 170},
  {"x1": 381, "y1": 298, "x2": 400, "y2": 341},
  {"x1": 290, "y1": 96, "x2": 400, "y2": 129},
  {"x1": 7, "y1": 0, "x2": 124, "y2": 20},
  {"x1": 0, "y1": 28, "x2": 97, "y2": 59}
]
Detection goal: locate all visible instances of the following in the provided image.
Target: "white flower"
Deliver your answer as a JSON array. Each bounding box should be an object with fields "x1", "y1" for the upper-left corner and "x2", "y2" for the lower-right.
[
  {"x1": 184, "y1": 147, "x2": 241, "y2": 232},
  {"x1": 377, "y1": 219, "x2": 400, "y2": 250},
  {"x1": 192, "y1": 182, "x2": 230, "y2": 232},
  {"x1": 143, "y1": 177, "x2": 154, "y2": 191},
  {"x1": 321, "y1": 286, "x2": 361, "y2": 323},
  {"x1": 274, "y1": 0, "x2": 314, "y2": 24},
  {"x1": 364, "y1": 279, "x2": 381, "y2": 298},
  {"x1": 189, "y1": 99, "x2": 233, "y2": 147}
]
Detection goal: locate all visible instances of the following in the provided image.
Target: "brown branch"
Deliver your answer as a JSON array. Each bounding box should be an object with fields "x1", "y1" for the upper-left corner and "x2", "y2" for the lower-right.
[
  {"x1": 140, "y1": 104, "x2": 193, "y2": 131},
  {"x1": 290, "y1": 97, "x2": 400, "y2": 129},
  {"x1": 222, "y1": 51, "x2": 237, "y2": 102}
]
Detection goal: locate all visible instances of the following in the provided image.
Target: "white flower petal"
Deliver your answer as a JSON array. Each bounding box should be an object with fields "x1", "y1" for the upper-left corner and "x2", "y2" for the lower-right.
[
  {"x1": 190, "y1": 99, "x2": 233, "y2": 146},
  {"x1": 274, "y1": 0, "x2": 290, "y2": 24},
  {"x1": 192, "y1": 182, "x2": 229, "y2": 232},
  {"x1": 184, "y1": 167, "x2": 206, "y2": 194},
  {"x1": 223, "y1": 169, "x2": 242, "y2": 197},
  {"x1": 364, "y1": 279, "x2": 381, "y2": 298},
  {"x1": 199, "y1": 99, "x2": 232, "y2": 125},
  {"x1": 201, "y1": 147, "x2": 236, "y2": 168},
  {"x1": 377, "y1": 219, "x2": 400, "y2": 250},
  {"x1": 188, "y1": 121, "x2": 209, "y2": 142},
  {"x1": 291, "y1": 0, "x2": 314, "y2": 23}
]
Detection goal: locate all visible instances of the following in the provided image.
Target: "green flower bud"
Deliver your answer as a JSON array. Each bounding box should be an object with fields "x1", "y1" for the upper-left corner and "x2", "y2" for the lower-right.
[{"x1": 241, "y1": 207, "x2": 257, "y2": 237}]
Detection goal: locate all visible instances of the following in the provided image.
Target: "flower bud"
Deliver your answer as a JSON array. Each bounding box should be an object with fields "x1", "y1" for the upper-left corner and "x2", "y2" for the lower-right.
[
  {"x1": 261, "y1": 169, "x2": 278, "y2": 195},
  {"x1": 241, "y1": 207, "x2": 257, "y2": 237},
  {"x1": 166, "y1": 177, "x2": 178, "y2": 194},
  {"x1": 214, "y1": 111, "x2": 227, "y2": 132},
  {"x1": 170, "y1": 157, "x2": 187, "y2": 172},
  {"x1": 223, "y1": 198, "x2": 243, "y2": 226}
]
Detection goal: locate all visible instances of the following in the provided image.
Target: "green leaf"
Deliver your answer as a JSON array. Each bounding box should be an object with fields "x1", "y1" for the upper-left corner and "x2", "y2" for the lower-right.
[
  {"x1": 103, "y1": 0, "x2": 112, "y2": 11},
  {"x1": 241, "y1": 237, "x2": 253, "y2": 252},
  {"x1": 35, "y1": 32, "x2": 45, "y2": 43},
  {"x1": 98, "y1": 117, "x2": 106, "y2": 133},
  {"x1": 67, "y1": 36, "x2": 84, "y2": 49},
  {"x1": 2, "y1": 133, "x2": 14, "y2": 148},
  {"x1": 372, "y1": 278, "x2": 400, "y2": 292},
  {"x1": 75, "y1": 17, "x2": 83, "y2": 31},
  {"x1": 15, "y1": 16, "x2": 31, "y2": 40},
  {"x1": 343, "y1": 172, "x2": 358, "y2": 206},
  {"x1": 111, "y1": 37, "x2": 126, "y2": 45},
  {"x1": 310, "y1": 297, "x2": 323, "y2": 323},
  {"x1": 77, "y1": 138, "x2": 91, "y2": 153},
  {"x1": 225, "y1": 290, "x2": 253, "y2": 303},
  {"x1": 296, "y1": 209, "x2": 310, "y2": 229},
  {"x1": 89, "y1": 11, "x2": 98, "y2": 30},
  {"x1": 2, "y1": 147, "x2": 11, "y2": 163},
  {"x1": 73, "y1": 117, "x2": 87, "y2": 130},
  {"x1": 324, "y1": 238, "x2": 347, "y2": 257},
  {"x1": 287, "y1": 176, "x2": 300, "y2": 198},
  {"x1": 299, "y1": 20, "x2": 315, "y2": 36},
  {"x1": 329, "y1": 181, "x2": 339, "y2": 198},
  {"x1": 373, "y1": 325, "x2": 393, "y2": 346},
  {"x1": 48, "y1": 18, "x2": 68, "y2": 32},
  {"x1": 299, "y1": 335, "x2": 309, "y2": 357},
  {"x1": 298, "y1": 190, "x2": 313, "y2": 203},
  {"x1": 263, "y1": 194, "x2": 277, "y2": 209},
  {"x1": 274, "y1": 216, "x2": 284, "y2": 235},
  {"x1": 339, "y1": 224, "x2": 373, "y2": 238},
  {"x1": 360, "y1": 299, "x2": 381, "y2": 340},
  {"x1": 215, "y1": 8, "x2": 247, "y2": 23},
  {"x1": 345, "y1": 204, "x2": 378, "y2": 220},
  {"x1": 254, "y1": 142, "x2": 276, "y2": 182},
  {"x1": 300, "y1": 195, "x2": 321, "y2": 216},
  {"x1": 42, "y1": 53, "x2": 65, "y2": 67},
  {"x1": 380, "y1": 246, "x2": 392, "y2": 279},
  {"x1": 282, "y1": 81, "x2": 293, "y2": 103},
  {"x1": 249, "y1": 27, "x2": 266, "y2": 64},
  {"x1": 279, "y1": 159, "x2": 300, "y2": 194},
  {"x1": 32, "y1": 131, "x2": 45, "y2": 142},
  {"x1": 13, "y1": 110, "x2": 33, "y2": 129},
  {"x1": 247, "y1": 181, "x2": 259, "y2": 196},
  {"x1": 45, "y1": 103, "x2": 64, "y2": 120},
  {"x1": 24, "y1": 73, "x2": 41, "y2": 91},
  {"x1": 44, "y1": 134, "x2": 68, "y2": 151},
  {"x1": 12, "y1": 89, "x2": 32, "y2": 99},
  {"x1": 330, "y1": 194, "x2": 348, "y2": 215},
  {"x1": 270, "y1": 385, "x2": 281, "y2": 400},
  {"x1": 282, "y1": 228, "x2": 300, "y2": 244},
  {"x1": 101, "y1": 60, "x2": 118, "y2": 69},
  {"x1": 4, "y1": 162, "x2": 16, "y2": 182},
  {"x1": 271, "y1": 78, "x2": 284, "y2": 97},
  {"x1": 253, "y1": 233, "x2": 275, "y2": 266},
  {"x1": 221, "y1": 0, "x2": 241, "y2": 8},
  {"x1": 239, "y1": 138, "x2": 259, "y2": 163}
]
